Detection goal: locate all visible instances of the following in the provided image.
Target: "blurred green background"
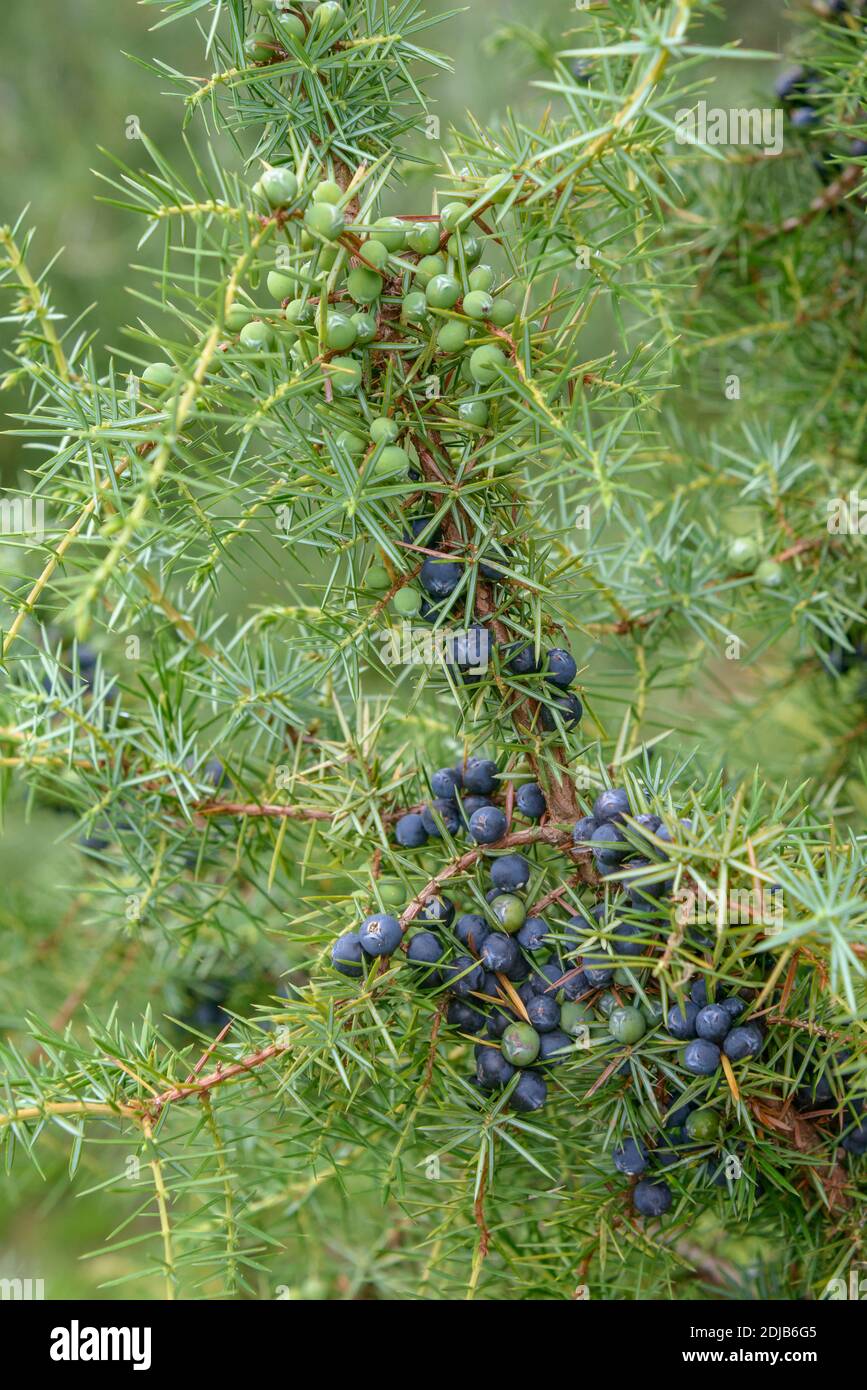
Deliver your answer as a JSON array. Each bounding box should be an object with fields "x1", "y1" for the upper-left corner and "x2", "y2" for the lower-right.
[{"x1": 0, "y1": 0, "x2": 794, "y2": 1300}]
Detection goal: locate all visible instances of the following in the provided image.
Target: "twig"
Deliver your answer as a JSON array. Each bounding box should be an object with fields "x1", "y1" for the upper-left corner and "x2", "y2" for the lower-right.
[{"x1": 399, "y1": 824, "x2": 576, "y2": 929}]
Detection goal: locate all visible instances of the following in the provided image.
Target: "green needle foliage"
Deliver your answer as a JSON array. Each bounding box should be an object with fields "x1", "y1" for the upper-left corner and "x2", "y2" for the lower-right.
[{"x1": 0, "y1": 0, "x2": 865, "y2": 1300}]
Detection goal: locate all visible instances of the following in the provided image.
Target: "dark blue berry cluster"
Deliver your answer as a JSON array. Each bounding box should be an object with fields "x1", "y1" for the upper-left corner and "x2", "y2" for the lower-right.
[
  {"x1": 333, "y1": 774, "x2": 865, "y2": 1219},
  {"x1": 394, "y1": 758, "x2": 549, "y2": 850},
  {"x1": 572, "y1": 785, "x2": 682, "y2": 898},
  {"x1": 610, "y1": 1100, "x2": 730, "y2": 1218},
  {"x1": 504, "y1": 640, "x2": 583, "y2": 730},
  {"x1": 663, "y1": 979, "x2": 763, "y2": 1077},
  {"x1": 331, "y1": 910, "x2": 404, "y2": 974}
]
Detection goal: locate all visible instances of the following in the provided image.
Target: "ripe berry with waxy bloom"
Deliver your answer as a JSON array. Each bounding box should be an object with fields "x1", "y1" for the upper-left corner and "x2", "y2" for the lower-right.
[
  {"x1": 406, "y1": 931, "x2": 443, "y2": 985},
  {"x1": 505, "y1": 641, "x2": 540, "y2": 676},
  {"x1": 667, "y1": 1001, "x2": 699, "y2": 1040},
  {"x1": 448, "y1": 998, "x2": 487, "y2": 1034},
  {"x1": 463, "y1": 757, "x2": 499, "y2": 795},
  {"x1": 540, "y1": 692, "x2": 582, "y2": 730},
  {"x1": 331, "y1": 932, "x2": 365, "y2": 976},
  {"x1": 526, "y1": 993, "x2": 560, "y2": 1033},
  {"x1": 537, "y1": 1029, "x2": 573, "y2": 1065},
  {"x1": 613, "y1": 1138, "x2": 648, "y2": 1174},
  {"x1": 395, "y1": 812, "x2": 427, "y2": 848},
  {"x1": 590, "y1": 820, "x2": 629, "y2": 868},
  {"x1": 421, "y1": 798, "x2": 462, "y2": 837},
  {"x1": 469, "y1": 805, "x2": 507, "y2": 844},
  {"x1": 431, "y1": 767, "x2": 463, "y2": 800},
  {"x1": 476, "y1": 1046, "x2": 515, "y2": 1089},
  {"x1": 593, "y1": 788, "x2": 631, "y2": 823},
  {"x1": 420, "y1": 557, "x2": 463, "y2": 600},
  {"x1": 722, "y1": 1024, "x2": 764, "y2": 1062},
  {"x1": 572, "y1": 815, "x2": 597, "y2": 846},
  {"x1": 633, "y1": 1179, "x2": 672, "y2": 1217},
  {"x1": 695, "y1": 1004, "x2": 732, "y2": 1044},
  {"x1": 418, "y1": 895, "x2": 455, "y2": 929},
  {"x1": 517, "y1": 915, "x2": 549, "y2": 951},
  {"x1": 516, "y1": 783, "x2": 546, "y2": 819},
  {"x1": 545, "y1": 647, "x2": 577, "y2": 689},
  {"x1": 721, "y1": 995, "x2": 746, "y2": 1020},
  {"x1": 682, "y1": 1039, "x2": 722, "y2": 1076},
  {"x1": 490, "y1": 854, "x2": 529, "y2": 891},
  {"x1": 455, "y1": 914, "x2": 490, "y2": 952},
  {"x1": 358, "y1": 913, "x2": 402, "y2": 956},
  {"x1": 511, "y1": 1070, "x2": 547, "y2": 1112},
  {"x1": 447, "y1": 954, "x2": 485, "y2": 997},
  {"x1": 481, "y1": 932, "x2": 519, "y2": 974}
]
